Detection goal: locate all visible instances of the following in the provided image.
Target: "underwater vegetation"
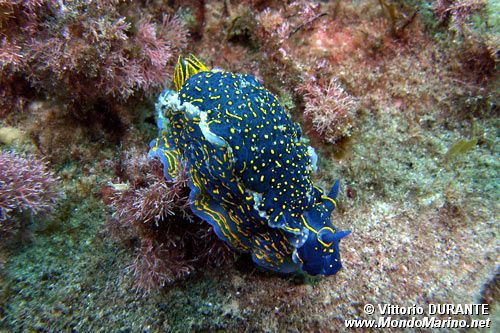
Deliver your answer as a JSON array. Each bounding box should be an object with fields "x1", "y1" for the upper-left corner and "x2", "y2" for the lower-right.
[
  {"x1": 0, "y1": 151, "x2": 60, "y2": 226},
  {"x1": 0, "y1": 0, "x2": 188, "y2": 118},
  {"x1": 445, "y1": 137, "x2": 478, "y2": 160},
  {"x1": 296, "y1": 76, "x2": 358, "y2": 144},
  {"x1": 105, "y1": 148, "x2": 235, "y2": 293},
  {"x1": 0, "y1": 0, "x2": 498, "y2": 331}
]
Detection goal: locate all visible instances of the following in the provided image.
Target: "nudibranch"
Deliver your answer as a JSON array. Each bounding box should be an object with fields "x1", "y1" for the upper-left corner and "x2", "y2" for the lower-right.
[{"x1": 149, "y1": 54, "x2": 350, "y2": 275}]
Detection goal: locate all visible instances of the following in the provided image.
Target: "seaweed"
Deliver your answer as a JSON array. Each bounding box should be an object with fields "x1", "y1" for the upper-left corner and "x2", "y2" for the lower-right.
[
  {"x1": 444, "y1": 137, "x2": 478, "y2": 160},
  {"x1": 378, "y1": 0, "x2": 418, "y2": 38}
]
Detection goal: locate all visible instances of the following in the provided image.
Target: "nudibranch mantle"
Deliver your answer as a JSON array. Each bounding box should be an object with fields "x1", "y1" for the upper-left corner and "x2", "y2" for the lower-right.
[{"x1": 149, "y1": 55, "x2": 350, "y2": 275}]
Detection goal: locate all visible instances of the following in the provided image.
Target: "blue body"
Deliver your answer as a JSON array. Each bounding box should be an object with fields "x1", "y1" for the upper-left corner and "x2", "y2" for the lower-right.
[{"x1": 149, "y1": 69, "x2": 349, "y2": 275}]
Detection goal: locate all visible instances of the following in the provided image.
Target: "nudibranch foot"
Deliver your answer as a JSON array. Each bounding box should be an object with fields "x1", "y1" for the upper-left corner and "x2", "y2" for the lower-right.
[
  {"x1": 251, "y1": 251, "x2": 301, "y2": 274},
  {"x1": 148, "y1": 135, "x2": 182, "y2": 181},
  {"x1": 190, "y1": 188, "x2": 238, "y2": 246}
]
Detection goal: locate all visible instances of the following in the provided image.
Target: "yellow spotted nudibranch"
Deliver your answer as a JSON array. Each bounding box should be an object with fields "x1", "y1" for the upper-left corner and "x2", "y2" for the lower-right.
[{"x1": 148, "y1": 55, "x2": 350, "y2": 275}]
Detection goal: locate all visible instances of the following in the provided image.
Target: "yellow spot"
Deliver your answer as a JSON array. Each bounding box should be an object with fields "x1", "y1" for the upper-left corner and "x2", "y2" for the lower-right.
[{"x1": 225, "y1": 110, "x2": 243, "y2": 121}]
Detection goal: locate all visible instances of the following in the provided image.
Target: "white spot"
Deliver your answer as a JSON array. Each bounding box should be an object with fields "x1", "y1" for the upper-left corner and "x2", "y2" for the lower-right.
[
  {"x1": 307, "y1": 146, "x2": 318, "y2": 172},
  {"x1": 199, "y1": 111, "x2": 227, "y2": 147},
  {"x1": 247, "y1": 190, "x2": 269, "y2": 219}
]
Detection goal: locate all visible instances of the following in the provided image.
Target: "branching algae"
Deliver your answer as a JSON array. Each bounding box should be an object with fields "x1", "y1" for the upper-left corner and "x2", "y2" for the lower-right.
[{"x1": 149, "y1": 55, "x2": 350, "y2": 276}]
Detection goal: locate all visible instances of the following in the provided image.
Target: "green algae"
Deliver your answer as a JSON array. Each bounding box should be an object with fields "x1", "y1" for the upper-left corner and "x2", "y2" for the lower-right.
[
  {"x1": 0, "y1": 193, "x2": 242, "y2": 331},
  {"x1": 0, "y1": 0, "x2": 498, "y2": 331},
  {"x1": 445, "y1": 137, "x2": 478, "y2": 160}
]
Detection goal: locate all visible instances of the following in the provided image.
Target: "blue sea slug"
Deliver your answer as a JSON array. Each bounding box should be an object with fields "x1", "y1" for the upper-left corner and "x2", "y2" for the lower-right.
[{"x1": 149, "y1": 55, "x2": 350, "y2": 275}]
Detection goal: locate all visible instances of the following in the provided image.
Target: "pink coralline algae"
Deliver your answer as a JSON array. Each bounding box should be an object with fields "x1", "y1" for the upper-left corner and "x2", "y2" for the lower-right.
[
  {"x1": 297, "y1": 76, "x2": 358, "y2": 144},
  {"x1": 0, "y1": 0, "x2": 188, "y2": 114},
  {"x1": 105, "y1": 149, "x2": 235, "y2": 293},
  {"x1": 433, "y1": 0, "x2": 487, "y2": 27},
  {"x1": 0, "y1": 151, "x2": 60, "y2": 222}
]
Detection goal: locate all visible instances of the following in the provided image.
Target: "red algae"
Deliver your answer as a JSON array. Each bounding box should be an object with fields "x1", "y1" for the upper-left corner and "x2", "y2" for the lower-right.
[{"x1": 0, "y1": 0, "x2": 497, "y2": 331}]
